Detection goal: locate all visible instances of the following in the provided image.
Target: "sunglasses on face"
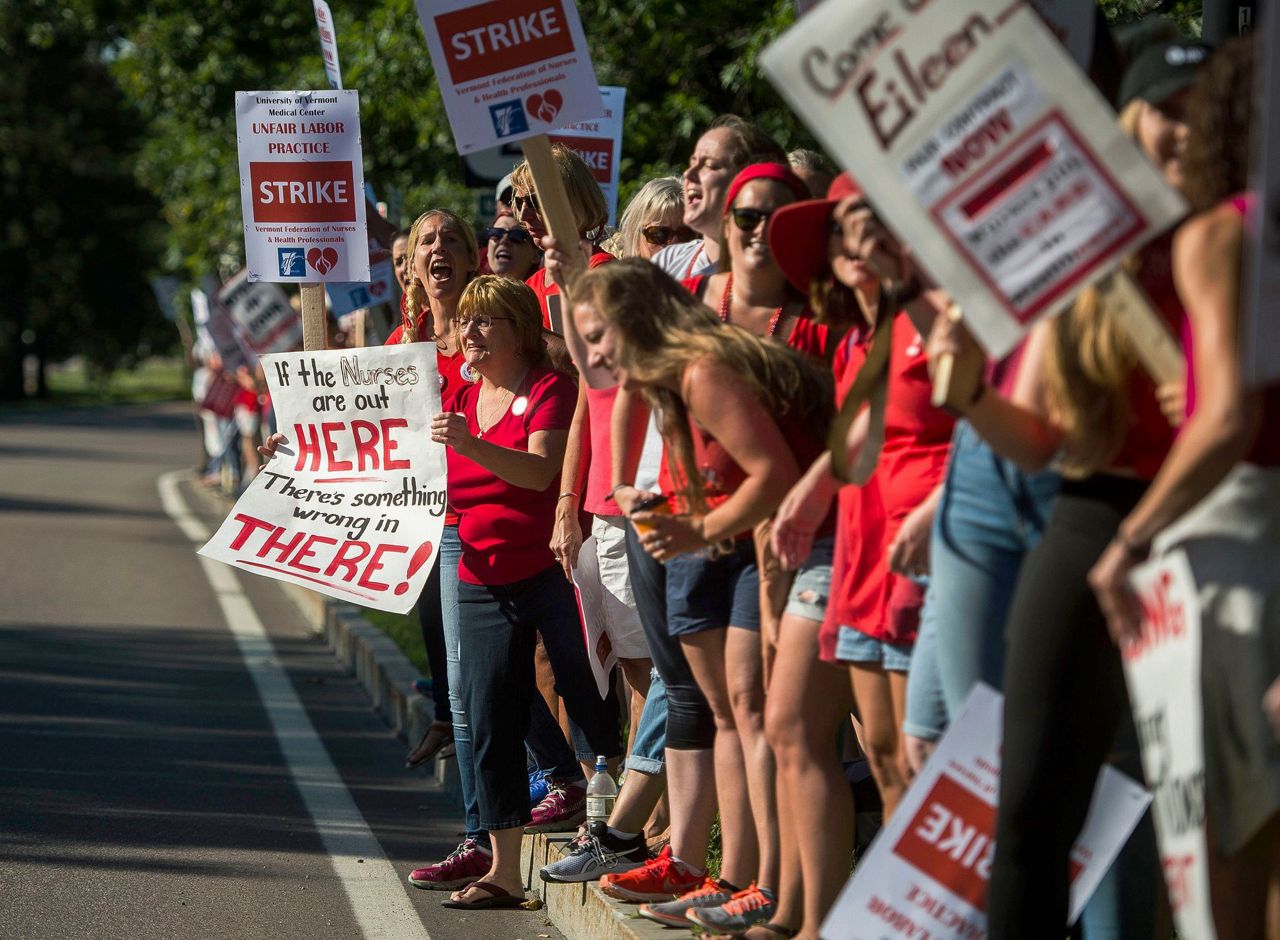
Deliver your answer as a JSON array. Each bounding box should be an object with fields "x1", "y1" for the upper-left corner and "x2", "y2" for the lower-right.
[
  {"x1": 455, "y1": 313, "x2": 514, "y2": 332},
  {"x1": 641, "y1": 224, "x2": 698, "y2": 246},
  {"x1": 729, "y1": 208, "x2": 774, "y2": 232},
  {"x1": 484, "y1": 226, "x2": 533, "y2": 245},
  {"x1": 513, "y1": 191, "x2": 541, "y2": 216}
]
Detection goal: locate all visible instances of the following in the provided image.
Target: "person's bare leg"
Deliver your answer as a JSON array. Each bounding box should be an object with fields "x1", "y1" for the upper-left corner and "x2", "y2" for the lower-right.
[
  {"x1": 665, "y1": 746, "x2": 717, "y2": 869},
  {"x1": 888, "y1": 669, "x2": 912, "y2": 786},
  {"x1": 764, "y1": 614, "x2": 854, "y2": 938},
  {"x1": 682, "y1": 629, "x2": 757, "y2": 886},
  {"x1": 645, "y1": 792, "x2": 670, "y2": 845},
  {"x1": 850, "y1": 663, "x2": 907, "y2": 821},
  {"x1": 1209, "y1": 810, "x2": 1280, "y2": 940},
  {"x1": 726, "y1": 626, "x2": 777, "y2": 890},
  {"x1": 607, "y1": 767, "x2": 666, "y2": 833},
  {"x1": 449, "y1": 826, "x2": 525, "y2": 902}
]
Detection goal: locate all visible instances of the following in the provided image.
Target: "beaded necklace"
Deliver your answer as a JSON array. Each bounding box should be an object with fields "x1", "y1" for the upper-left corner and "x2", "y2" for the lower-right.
[{"x1": 717, "y1": 273, "x2": 783, "y2": 337}]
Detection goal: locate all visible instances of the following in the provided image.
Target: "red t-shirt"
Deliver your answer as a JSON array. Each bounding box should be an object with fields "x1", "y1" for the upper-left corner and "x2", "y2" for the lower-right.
[
  {"x1": 446, "y1": 366, "x2": 576, "y2": 585},
  {"x1": 681, "y1": 274, "x2": 832, "y2": 361},
  {"x1": 582, "y1": 384, "x2": 648, "y2": 517},
  {"x1": 528, "y1": 251, "x2": 614, "y2": 331},
  {"x1": 824, "y1": 315, "x2": 954, "y2": 648}
]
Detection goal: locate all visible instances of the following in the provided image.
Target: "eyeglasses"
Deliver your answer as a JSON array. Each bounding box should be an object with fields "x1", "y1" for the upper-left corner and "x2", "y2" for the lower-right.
[
  {"x1": 456, "y1": 314, "x2": 515, "y2": 332},
  {"x1": 513, "y1": 191, "x2": 541, "y2": 217},
  {"x1": 484, "y1": 226, "x2": 533, "y2": 245},
  {"x1": 730, "y1": 208, "x2": 774, "y2": 232},
  {"x1": 641, "y1": 224, "x2": 698, "y2": 246}
]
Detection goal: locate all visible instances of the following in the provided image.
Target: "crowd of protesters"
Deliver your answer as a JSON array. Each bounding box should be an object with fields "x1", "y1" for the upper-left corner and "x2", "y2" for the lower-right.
[{"x1": 245, "y1": 15, "x2": 1280, "y2": 940}]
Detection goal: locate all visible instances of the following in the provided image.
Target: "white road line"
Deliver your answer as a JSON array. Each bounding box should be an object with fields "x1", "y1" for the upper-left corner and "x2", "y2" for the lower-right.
[{"x1": 158, "y1": 472, "x2": 430, "y2": 940}]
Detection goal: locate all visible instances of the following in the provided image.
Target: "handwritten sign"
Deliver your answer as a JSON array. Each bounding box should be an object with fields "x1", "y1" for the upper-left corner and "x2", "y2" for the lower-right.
[
  {"x1": 822, "y1": 683, "x2": 1152, "y2": 939},
  {"x1": 199, "y1": 345, "x2": 447, "y2": 614},
  {"x1": 218, "y1": 269, "x2": 303, "y2": 355},
  {"x1": 570, "y1": 535, "x2": 619, "y2": 698},
  {"x1": 760, "y1": 0, "x2": 1185, "y2": 358},
  {"x1": 234, "y1": 90, "x2": 370, "y2": 284},
  {"x1": 1124, "y1": 552, "x2": 1217, "y2": 940},
  {"x1": 415, "y1": 0, "x2": 604, "y2": 155}
]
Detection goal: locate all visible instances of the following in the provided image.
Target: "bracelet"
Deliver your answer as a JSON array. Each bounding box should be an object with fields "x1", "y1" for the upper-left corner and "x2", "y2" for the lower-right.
[
  {"x1": 557, "y1": 491, "x2": 579, "y2": 502},
  {"x1": 606, "y1": 482, "x2": 632, "y2": 502}
]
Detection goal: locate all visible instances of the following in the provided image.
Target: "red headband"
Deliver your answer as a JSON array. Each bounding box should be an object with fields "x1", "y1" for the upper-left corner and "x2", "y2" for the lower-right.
[{"x1": 723, "y1": 162, "x2": 810, "y2": 215}]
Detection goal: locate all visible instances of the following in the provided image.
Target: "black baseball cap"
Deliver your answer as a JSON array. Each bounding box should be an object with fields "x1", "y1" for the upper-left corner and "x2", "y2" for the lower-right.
[{"x1": 1118, "y1": 39, "x2": 1213, "y2": 109}]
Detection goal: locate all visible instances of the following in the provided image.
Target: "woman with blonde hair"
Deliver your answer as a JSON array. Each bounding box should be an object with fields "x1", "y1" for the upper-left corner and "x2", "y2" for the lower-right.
[{"x1": 609, "y1": 176, "x2": 694, "y2": 260}]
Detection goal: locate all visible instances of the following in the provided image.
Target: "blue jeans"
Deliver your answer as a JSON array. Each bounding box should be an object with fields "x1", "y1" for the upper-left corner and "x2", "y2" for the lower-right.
[
  {"x1": 903, "y1": 580, "x2": 946, "y2": 740},
  {"x1": 929, "y1": 422, "x2": 1060, "y2": 716},
  {"x1": 626, "y1": 668, "x2": 667, "y2": 775},
  {"x1": 456, "y1": 564, "x2": 621, "y2": 831},
  {"x1": 440, "y1": 527, "x2": 485, "y2": 841}
]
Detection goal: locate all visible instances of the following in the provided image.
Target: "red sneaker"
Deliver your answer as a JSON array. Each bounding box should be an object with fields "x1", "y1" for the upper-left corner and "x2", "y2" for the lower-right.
[
  {"x1": 407, "y1": 839, "x2": 492, "y2": 890},
  {"x1": 525, "y1": 781, "x2": 586, "y2": 833},
  {"x1": 598, "y1": 845, "x2": 704, "y2": 902}
]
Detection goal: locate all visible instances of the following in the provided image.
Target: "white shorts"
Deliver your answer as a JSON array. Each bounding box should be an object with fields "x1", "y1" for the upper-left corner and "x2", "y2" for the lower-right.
[{"x1": 591, "y1": 514, "x2": 650, "y2": 659}]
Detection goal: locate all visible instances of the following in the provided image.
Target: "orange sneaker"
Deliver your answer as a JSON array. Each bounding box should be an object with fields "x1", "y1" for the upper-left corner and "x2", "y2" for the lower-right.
[
  {"x1": 638, "y1": 876, "x2": 737, "y2": 927},
  {"x1": 598, "y1": 845, "x2": 704, "y2": 902},
  {"x1": 686, "y1": 881, "x2": 777, "y2": 932}
]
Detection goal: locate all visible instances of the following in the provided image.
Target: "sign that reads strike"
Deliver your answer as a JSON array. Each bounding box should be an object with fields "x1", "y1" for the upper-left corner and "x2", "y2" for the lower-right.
[
  {"x1": 199, "y1": 344, "x2": 447, "y2": 614},
  {"x1": 761, "y1": 0, "x2": 1186, "y2": 359},
  {"x1": 822, "y1": 684, "x2": 1152, "y2": 940},
  {"x1": 416, "y1": 0, "x2": 604, "y2": 154},
  {"x1": 548, "y1": 86, "x2": 626, "y2": 225},
  {"x1": 235, "y1": 90, "x2": 370, "y2": 284}
]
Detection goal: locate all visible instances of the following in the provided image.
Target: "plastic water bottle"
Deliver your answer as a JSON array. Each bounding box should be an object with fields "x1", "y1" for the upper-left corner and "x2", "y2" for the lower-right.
[{"x1": 586, "y1": 755, "x2": 617, "y2": 825}]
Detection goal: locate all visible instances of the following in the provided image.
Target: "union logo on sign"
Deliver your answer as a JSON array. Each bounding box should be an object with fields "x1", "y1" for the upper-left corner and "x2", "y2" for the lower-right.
[
  {"x1": 278, "y1": 247, "x2": 306, "y2": 277},
  {"x1": 489, "y1": 101, "x2": 530, "y2": 138}
]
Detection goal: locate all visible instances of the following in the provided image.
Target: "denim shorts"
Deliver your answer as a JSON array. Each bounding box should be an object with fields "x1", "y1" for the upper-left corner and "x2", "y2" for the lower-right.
[
  {"x1": 783, "y1": 536, "x2": 836, "y2": 622},
  {"x1": 835, "y1": 626, "x2": 913, "y2": 672},
  {"x1": 665, "y1": 539, "x2": 760, "y2": 635}
]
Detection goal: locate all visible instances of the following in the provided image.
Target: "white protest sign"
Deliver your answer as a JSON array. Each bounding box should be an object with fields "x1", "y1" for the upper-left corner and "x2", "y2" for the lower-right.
[
  {"x1": 548, "y1": 86, "x2": 626, "y2": 225},
  {"x1": 199, "y1": 345, "x2": 447, "y2": 614},
  {"x1": 1243, "y1": 1, "x2": 1280, "y2": 386},
  {"x1": 761, "y1": 0, "x2": 1186, "y2": 359},
  {"x1": 570, "y1": 535, "x2": 619, "y2": 698},
  {"x1": 218, "y1": 269, "x2": 303, "y2": 355},
  {"x1": 234, "y1": 90, "x2": 370, "y2": 284},
  {"x1": 313, "y1": 0, "x2": 343, "y2": 90},
  {"x1": 200, "y1": 276, "x2": 256, "y2": 373},
  {"x1": 327, "y1": 257, "x2": 399, "y2": 318},
  {"x1": 822, "y1": 683, "x2": 1152, "y2": 939},
  {"x1": 415, "y1": 0, "x2": 604, "y2": 155},
  {"x1": 1124, "y1": 551, "x2": 1216, "y2": 940}
]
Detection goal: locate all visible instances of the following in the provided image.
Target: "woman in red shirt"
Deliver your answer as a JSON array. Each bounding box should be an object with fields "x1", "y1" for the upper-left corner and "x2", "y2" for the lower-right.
[{"x1": 429, "y1": 275, "x2": 621, "y2": 909}]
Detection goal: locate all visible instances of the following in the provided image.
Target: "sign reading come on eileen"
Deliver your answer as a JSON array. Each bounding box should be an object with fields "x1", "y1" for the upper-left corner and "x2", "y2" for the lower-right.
[
  {"x1": 761, "y1": 0, "x2": 1185, "y2": 358},
  {"x1": 234, "y1": 90, "x2": 370, "y2": 284}
]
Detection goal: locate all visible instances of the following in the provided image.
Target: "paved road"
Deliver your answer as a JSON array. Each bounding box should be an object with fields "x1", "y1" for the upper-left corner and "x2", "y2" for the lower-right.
[{"x1": 0, "y1": 402, "x2": 562, "y2": 940}]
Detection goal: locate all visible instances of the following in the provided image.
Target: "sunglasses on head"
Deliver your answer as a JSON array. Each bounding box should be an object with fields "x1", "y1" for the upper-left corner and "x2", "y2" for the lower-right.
[
  {"x1": 641, "y1": 223, "x2": 698, "y2": 246},
  {"x1": 484, "y1": 226, "x2": 533, "y2": 245},
  {"x1": 730, "y1": 207, "x2": 777, "y2": 232},
  {"x1": 513, "y1": 191, "x2": 541, "y2": 216}
]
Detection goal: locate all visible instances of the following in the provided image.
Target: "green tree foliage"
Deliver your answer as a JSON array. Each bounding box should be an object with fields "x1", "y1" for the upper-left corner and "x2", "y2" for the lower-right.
[{"x1": 0, "y1": 0, "x2": 169, "y2": 400}]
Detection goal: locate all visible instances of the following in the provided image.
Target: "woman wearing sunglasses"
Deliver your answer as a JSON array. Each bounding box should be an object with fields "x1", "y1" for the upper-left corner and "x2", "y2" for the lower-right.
[
  {"x1": 611, "y1": 176, "x2": 694, "y2": 260},
  {"x1": 484, "y1": 215, "x2": 541, "y2": 282}
]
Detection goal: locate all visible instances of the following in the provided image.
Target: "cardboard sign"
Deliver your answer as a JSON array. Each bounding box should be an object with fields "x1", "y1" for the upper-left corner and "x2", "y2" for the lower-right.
[
  {"x1": 197, "y1": 276, "x2": 256, "y2": 373},
  {"x1": 234, "y1": 90, "x2": 370, "y2": 284},
  {"x1": 822, "y1": 683, "x2": 1152, "y2": 939},
  {"x1": 1243, "y1": 1, "x2": 1280, "y2": 386},
  {"x1": 327, "y1": 257, "x2": 399, "y2": 318},
  {"x1": 218, "y1": 269, "x2": 303, "y2": 355},
  {"x1": 761, "y1": 0, "x2": 1186, "y2": 359},
  {"x1": 570, "y1": 535, "x2": 619, "y2": 698},
  {"x1": 1124, "y1": 552, "x2": 1217, "y2": 940},
  {"x1": 199, "y1": 371, "x2": 241, "y2": 419},
  {"x1": 415, "y1": 0, "x2": 604, "y2": 155},
  {"x1": 313, "y1": 0, "x2": 343, "y2": 90},
  {"x1": 548, "y1": 86, "x2": 626, "y2": 225},
  {"x1": 199, "y1": 345, "x2": 447, "y2": 613}
]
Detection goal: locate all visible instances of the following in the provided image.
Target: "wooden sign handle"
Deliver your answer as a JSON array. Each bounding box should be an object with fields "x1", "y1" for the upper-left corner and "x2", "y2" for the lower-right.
[
  {"x1": 522, "y1": 134, "x2": 582, "y2": 273},
  {"x1": 354, "y1": 309, "x2": 367, "y2": 348},
  {"x1": 1105, "y1": 270, "x2": 1184, "y2": 386},
  {"x1": 301, "y1": 282, "x2": 327, "y2": 351},
  {"x1": 929, "y1": 303, "x2": 963, "y2": 409}
]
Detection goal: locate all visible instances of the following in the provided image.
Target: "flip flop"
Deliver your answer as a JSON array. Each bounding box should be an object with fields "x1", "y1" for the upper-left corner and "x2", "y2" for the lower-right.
[
  {"x1": 440, "y1": 880, "x2": 526, "y2": 910},
  {"x1": 743, "y1": 925, "x2": 799, "y2": 938}
]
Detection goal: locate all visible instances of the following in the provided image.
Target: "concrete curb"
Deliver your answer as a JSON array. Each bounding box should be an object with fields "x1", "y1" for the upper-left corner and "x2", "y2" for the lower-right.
[{"x1": 185, "y1": 473, "x2": 690, "y2": 939}]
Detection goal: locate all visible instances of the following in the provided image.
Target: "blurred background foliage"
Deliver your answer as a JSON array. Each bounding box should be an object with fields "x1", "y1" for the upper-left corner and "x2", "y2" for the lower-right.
[{"x1": 1, "y1": 0, "x2": 1206, "y2": 398}]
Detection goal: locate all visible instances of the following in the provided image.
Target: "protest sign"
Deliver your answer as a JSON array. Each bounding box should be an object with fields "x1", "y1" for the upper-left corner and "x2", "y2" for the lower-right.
[
  {"x1": 198, "y1": 276, "x2": 256, "y2": 373},
  {"x1": 199, "y1": 371, "x2": 241, "y2": 419},
  {"x1": 570, "y1": 535, "x2": 619, "y2": 698},
  {"x1": 1243, "y1": 1, "x2": 1280, "y2": 386},
  {"x1": 761, "y1": 0, "x2": 1186, "y2": 359},
  {"x1": 218, "y1": 269, "x2": 303, "y2": 355},
  {"x1": 822, "y1": 683, "x2": 1151, "y2": 939},
  {"x1": 313, "y1": 0, "x2": 343, "y2": 90},
  {"x1": 548, "y1": 86, "x2": 626, "y2": 225},
  {"x1": 1124, "y1": 552, "x2": 1216, "y2": 940},
  {"x1": 198, "y1": 344, "x2": 447, "y2": 614},
  {"x1": 234, "y1": 90, "x2": 370, "y2": 286},
  {"x1": 327, "y1": 257, "x2": 399, "y2": 318},
  {"x1": 415, "y1": 0, "x2": 604, "y2": 155}
]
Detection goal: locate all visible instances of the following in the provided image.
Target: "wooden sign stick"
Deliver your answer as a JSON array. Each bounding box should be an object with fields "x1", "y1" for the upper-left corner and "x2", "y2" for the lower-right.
[
  {"x1": 300, "y1": 282, "x2": 327, "y2": 352},
  {"x1": 522, "y1": 134, "x2": 581, "y2": 335},
  {"x1": 354, "y1": 309, "x2": 367, "y2": 348}
]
